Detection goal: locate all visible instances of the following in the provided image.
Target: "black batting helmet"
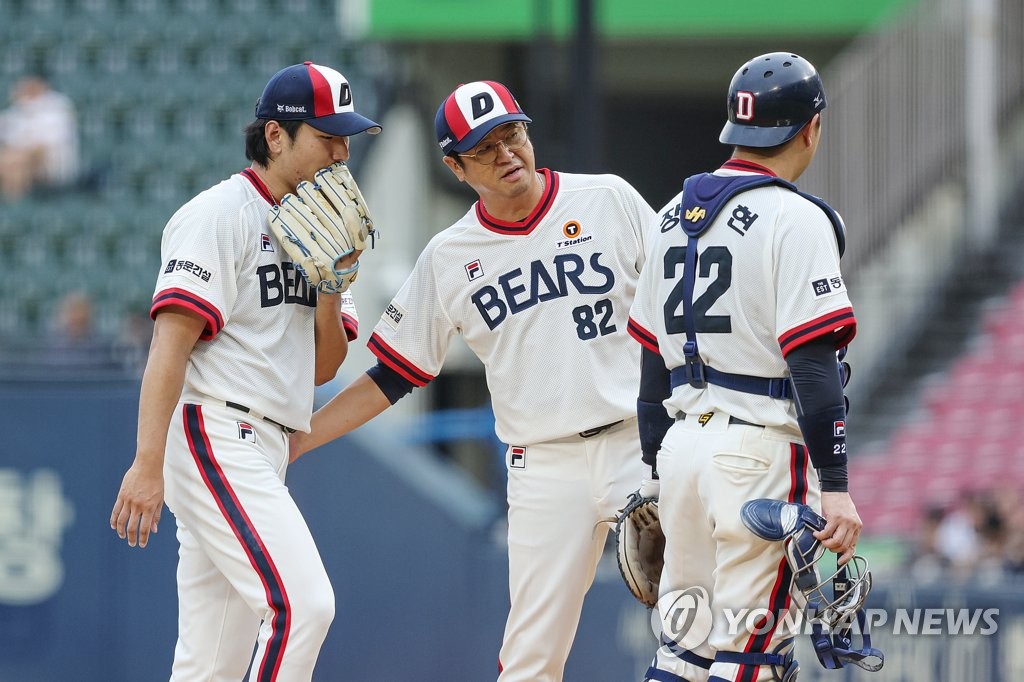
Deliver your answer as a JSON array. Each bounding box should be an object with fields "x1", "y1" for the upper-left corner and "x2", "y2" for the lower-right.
[{"x1": 719, "y1": 52, "x2": 827, "y2": 148}]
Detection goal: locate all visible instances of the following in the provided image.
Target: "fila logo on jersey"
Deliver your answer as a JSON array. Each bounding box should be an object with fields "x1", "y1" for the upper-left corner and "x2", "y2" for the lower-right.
[
  {"x1": 261, "y1": 234, "x2": 274, "y2": 252},
  {"x1": 833, "y1": 420, "x2": 846, "y2": 437},
  {"x1": 471, "y1": 252, "x2": 615, "y2": 330},
  {"x1": 557, "y1": 221, "x2": 593, "y2": 249},
  {"x1": 510, "y1": 446, "x2": 527, "y2": 468},
  {"x1": 685, "y1": 206, "x2": 707, "y2": 223},
  {"x1": 697, "y1": 412, "x2": 713, "y2": 427},
  {"x1": 237, "y1": 421, "x2": 256, "y2": 443},
  {"x1": 465, "y1": 260, "x2": 484, "y2": 281},
  {"x1": 810, "y1": 273, "x2": 846, "y2": 298}
]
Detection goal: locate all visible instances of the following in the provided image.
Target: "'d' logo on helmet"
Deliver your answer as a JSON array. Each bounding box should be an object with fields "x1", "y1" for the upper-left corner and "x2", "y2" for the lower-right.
[{"x1": 736, "y1": 91, "x2": 755, "y2": 121}]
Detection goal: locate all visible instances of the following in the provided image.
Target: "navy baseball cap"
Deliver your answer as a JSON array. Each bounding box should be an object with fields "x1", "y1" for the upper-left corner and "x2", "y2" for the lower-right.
[
  {"x1": 255, "y1": 61, "x2": 382, "y2": 137},
  {"x1": 435, "y1": 81, "x2": 531, "y2": 155}
]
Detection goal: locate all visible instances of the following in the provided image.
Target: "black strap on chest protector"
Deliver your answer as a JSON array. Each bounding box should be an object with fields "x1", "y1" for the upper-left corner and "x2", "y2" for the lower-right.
[{"x1": 668, "y1": 172, "x2": 845, "y2": 399}]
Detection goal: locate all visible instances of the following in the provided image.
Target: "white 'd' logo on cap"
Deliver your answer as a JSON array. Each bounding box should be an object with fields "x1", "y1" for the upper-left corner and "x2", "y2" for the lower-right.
[{"x1": 455, "y1": 83, "x2": 507, "y2": 126}]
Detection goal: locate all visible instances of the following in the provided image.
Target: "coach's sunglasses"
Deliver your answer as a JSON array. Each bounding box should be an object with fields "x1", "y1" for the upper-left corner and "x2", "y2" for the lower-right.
[{"x1": 457, "y1": 123, "x2": 529, "y2": 165}]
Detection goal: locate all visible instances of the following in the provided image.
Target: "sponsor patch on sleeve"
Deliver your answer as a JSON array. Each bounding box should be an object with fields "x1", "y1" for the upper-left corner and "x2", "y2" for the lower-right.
[
  {"x1": 163, "y1": 257, "x2": 214, "y2": 290},
  {"x1": 381, "y1": 300, "x2": 407, "y2": 330},
  {"x1": 809, "y1": 272, "x2": 845, "y2": 298}
]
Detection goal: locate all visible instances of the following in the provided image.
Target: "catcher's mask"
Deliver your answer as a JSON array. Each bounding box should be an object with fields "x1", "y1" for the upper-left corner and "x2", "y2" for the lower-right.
[{"x1": 741, "y1": 499, "x2": 884, "y2": 673}]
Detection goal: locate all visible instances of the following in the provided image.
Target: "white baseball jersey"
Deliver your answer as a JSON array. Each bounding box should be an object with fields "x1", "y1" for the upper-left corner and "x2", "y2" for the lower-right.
[
  {"x1": 150, "y1": 169, "x2": 319, "y2": 431},
  {"x1": 368, "y1": 169, "x2": 656, "y2": 445},
  {"x1": 628, "y1": 162, "x2": 856, "y2": 432}
]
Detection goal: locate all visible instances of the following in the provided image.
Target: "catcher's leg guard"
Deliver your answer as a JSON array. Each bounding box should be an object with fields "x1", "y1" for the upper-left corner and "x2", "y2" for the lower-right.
[
  {"x1": 662, "y1": 636, "x2": 714, "y2": 670},
  {"x1": 645, "y1": 636, "x2": 713, "y2": 682},
  {"x1": 645, "y1": 667, "x2": 692, "y2": 682},
  {"x1": 712, "y1": 640, "x2": 799, "y2": 682}
]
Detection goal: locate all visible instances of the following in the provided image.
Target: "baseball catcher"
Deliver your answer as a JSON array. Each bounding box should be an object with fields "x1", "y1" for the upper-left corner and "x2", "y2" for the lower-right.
[
  {"x1": 614, "y1": 491, "x2": 665, "y2": 608},
  {"x1": 269, "y1": 161, "x2": 375, "y2": 293}
]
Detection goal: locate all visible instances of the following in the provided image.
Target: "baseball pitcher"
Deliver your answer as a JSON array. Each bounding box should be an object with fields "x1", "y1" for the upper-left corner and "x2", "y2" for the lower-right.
[{"x1": 109, "y1": 62, "x2": 379, "y2": 681}]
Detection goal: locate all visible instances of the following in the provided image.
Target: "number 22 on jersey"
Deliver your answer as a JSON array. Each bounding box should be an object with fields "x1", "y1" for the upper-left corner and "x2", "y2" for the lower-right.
[{"x1": 662, "y1": 245, "x2": 733, "y2": 335}]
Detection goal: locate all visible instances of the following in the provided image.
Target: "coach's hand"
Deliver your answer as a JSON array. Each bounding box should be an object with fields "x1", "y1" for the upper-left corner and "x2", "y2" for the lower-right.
[
  {"x1": 110, "y1": 458, "x2": 164, "y2": 548},
  {"x1": 815, "y1": 491, "x2": 862, "y2": 566}
]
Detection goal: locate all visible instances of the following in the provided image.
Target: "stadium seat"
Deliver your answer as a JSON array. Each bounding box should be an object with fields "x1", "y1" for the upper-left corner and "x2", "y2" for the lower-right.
[
  {"x1": 0, "y1": 0, "x2": 379, "y2": 351},
  {"x1": 848, "y1": 278, "x2": 1024, "y2": 537}
]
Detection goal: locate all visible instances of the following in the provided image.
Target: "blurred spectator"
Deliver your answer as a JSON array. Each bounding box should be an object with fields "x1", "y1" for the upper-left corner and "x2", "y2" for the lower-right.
[
  {"x1": 906, "y1": 504, "x2": 951, "y2": 584},
  {"x1": 114, "y1": 311, "x2": 154, "y2": 378},
  {"x1": 934, "y1": 490, "x2": 983, "y2": 578},
  {"x1": 45, "y1": 291, "x2": 120, "y2": 372},
  {"x1": 910, "y1": 489, "x2": 1024, "y2": 585},
  {"x1": 1002, "y1": 508, "x2": 1024, "y2": 576},
  {"x1": 974, "y1": 503, "x2": 1009, "y2": 585},
  {"x1": 991, "y1": 487, "x2": 1024, "y2": 575},
  {"x1": 0, "y1": 75, "x2": 80, "y2": 201}
]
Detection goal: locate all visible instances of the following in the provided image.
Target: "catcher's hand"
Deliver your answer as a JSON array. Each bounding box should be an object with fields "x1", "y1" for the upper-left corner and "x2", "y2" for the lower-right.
[
  {"x1": 614, "y1": 491, "x2": 665, "y2": 608},
  {"x1": 269, "y1": 162, "x2": 375, "y2": 294}
]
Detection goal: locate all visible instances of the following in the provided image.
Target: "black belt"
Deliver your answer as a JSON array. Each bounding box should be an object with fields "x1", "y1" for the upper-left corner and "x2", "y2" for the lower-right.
[
  {"x1": 225, "y1": 401, "x2": 297, "y2": 433},
  {"x1": 676, "y1": 413, "x2": 760, "y2": 428},
  {"x1": 578, "y1": 420, "x2": 624, "y2": 438}
]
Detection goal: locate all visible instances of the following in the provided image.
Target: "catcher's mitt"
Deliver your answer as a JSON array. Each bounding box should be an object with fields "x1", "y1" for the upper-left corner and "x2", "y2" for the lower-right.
[
  {"x1": 269, "y1": 162, "x2": 375, "y2": 294},
  {"x1": 614, "y1": 491, "x2": 665, "y2": 608}
]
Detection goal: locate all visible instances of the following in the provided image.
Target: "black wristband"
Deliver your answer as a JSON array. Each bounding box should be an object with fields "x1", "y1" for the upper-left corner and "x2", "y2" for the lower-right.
[{"x1": 818, "y1": 463, "x2": 849, "y2": 492}]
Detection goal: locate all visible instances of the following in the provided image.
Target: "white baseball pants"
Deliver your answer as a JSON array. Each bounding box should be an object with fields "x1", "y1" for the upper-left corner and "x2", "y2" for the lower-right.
[
  {"x1": 650, "y1": 411, "x2": 820, "y2": 682},
  {"x1": 498, "y1": 417, "x2": 644, "y2": 682},
  {"x1": 163, "y1": 402, "x2": 334, "y2": 682}
]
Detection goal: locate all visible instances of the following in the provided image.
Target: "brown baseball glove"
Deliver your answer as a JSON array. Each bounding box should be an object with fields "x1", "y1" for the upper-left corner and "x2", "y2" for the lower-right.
[{"x1": 614, "y1": 491, "x2": 665, "y2": 608}]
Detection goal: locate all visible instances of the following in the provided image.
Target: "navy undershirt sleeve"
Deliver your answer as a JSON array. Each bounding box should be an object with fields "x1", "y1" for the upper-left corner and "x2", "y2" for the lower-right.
[
  {"x1": 786, "y1": 335, "x2": 849, "y2": 492},
  {"x1": 637, "y1": 347, "x2": 673, "y2": 469},
  {"x1": 366, "y1": 362, "x2": 416, "y2": 405}
]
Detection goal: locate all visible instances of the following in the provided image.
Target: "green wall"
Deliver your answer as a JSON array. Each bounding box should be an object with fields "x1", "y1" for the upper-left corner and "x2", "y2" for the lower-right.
[{"x1": 359, "y1": 0, "x2": 915, "y2": 40}]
